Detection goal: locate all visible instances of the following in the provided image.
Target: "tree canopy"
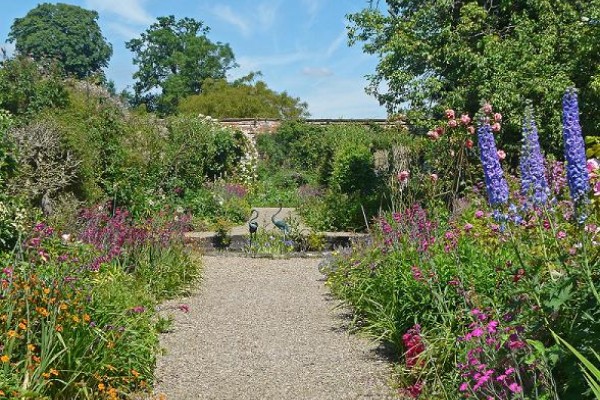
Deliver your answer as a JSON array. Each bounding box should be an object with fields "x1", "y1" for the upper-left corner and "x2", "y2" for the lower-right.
[
  {"x1": 178, "y1": 73, "x2": 309, "y2": 119},
  {"x1": 8, "y1": 3, "x2": 112, "y2": 79},
  {"x1": 348, "y1": 0, "x2": 600, "y2": 156},
  {"x1": 126, "y1": 16, "x2": 237, "y2": 115}
]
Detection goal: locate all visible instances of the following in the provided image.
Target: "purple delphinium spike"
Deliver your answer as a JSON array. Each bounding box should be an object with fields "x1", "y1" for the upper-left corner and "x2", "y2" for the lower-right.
[
  {"x1": 519, "y1": 104, "x2": 549, "y2": 205},
  {"x1": 562, "y1": 88, "x2": 590, "y2": 203},
  {"x1": 477, "y1": 120, "x2": 509, "y2": 207}
]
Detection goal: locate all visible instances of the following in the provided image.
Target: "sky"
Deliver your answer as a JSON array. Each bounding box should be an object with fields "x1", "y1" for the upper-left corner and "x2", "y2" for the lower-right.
[{"x1": 0, "y1": 1, "x2": 387, "y2": 118}]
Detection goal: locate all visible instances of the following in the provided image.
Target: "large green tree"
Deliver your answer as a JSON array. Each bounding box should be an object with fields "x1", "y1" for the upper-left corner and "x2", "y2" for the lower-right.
[
  {"x1": 8, "y1": 3, "x2": 112, "y2": 79},
  {"x1": 348, "y1": 0, "x2": 600, "y2": 157},
  {"x1": 126, "y1": 16, "x2": 237, "y2": 115},
  {"x1": 178, "y1": 73, "x2": 309, "y2": 119}
]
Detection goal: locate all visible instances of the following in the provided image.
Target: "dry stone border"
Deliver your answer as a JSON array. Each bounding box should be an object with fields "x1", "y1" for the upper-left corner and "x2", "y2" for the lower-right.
[{"x1": 153, "y1": 256, "x2": 397, "y2": 400}]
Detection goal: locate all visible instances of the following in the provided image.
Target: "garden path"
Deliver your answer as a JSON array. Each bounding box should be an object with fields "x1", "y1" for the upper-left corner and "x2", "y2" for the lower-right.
[{"x1": 153, "y1": 255, "x2": 396, "y2": 400}]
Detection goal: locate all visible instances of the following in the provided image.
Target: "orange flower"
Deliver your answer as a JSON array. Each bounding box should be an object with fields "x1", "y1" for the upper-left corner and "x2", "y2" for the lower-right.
[
  {"x1": 32, "y1": 355, "x2": 41, "y2": 363},
  {"x1": 42, "y1": 372, "x2": 51, "y2": 379},
  {"x1": 108, "y1": 387, "x2": 118, "y2": 400},
  {"x1": 36, "y1": 307, "x2": 50, "y2": 317},
  {"x1": 83, "y1": 314, "x2": 91, "y2": 322},
  {"x1": 18, "y1": 322, "x2": 27, "y2": 330},
  {"x1": 27, "y1": 344, "x2": 35, "y2": 352},
  {"x1": 59, "y1": 303, "x2": 68, "y2": 311},
  {"x1": 131, "y1": 369, "x2": 140, "y2": 378},
  {"x1": 7, "y1": 330, "x2": 17, "y2": 338},
  {"x1": 50, "y1": 368, "x2": 59, "y2": 376},
  {"x1": 55, "y1": 325, "x2": 63, "y2": 332},
  {"x1": 72, "y1": 316, "x2": 80, "y2": 323},
  {"x1": 43, "y1": 288, "x2": 51, "y2": 295},
  {"x1": 98, "y1": 383, "x2": 106, "y2": 391},
  {"x1": 1, "y1": 354, "x2": 9, "y2": 363}
]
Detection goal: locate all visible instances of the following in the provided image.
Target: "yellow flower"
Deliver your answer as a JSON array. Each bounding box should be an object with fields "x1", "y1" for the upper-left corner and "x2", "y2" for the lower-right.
[
  {"x1": 43, "y1": 288, "x2": 51, "y2": 295},
  {"x1": 50, "y1": 368, "x2": 59, "y2": 376},
  {"x1": 72, "y1": 315, "x2": 80, "y2": 323},
  {"x1": 7, "y1": 330, "x2": 17, "y2": 338},
  {"x1": 27, "y1": 344, "x2": 35, "y2": 352},
  {"x1": 18, "y1": 322, "x2": 27, "y2": 330},
  {"x1": 59, "y1": 303, "x2": 68, "y2": 311},
  {"x1": 98, "y1": 383, "x2": 105, "y2": 391},
  {"x1": 83, "y1": 314, "x2": 91, "y2": 322},
  {"x1": 108, "y1": 387, "x2": 118, "y2": 400},
  {"x1": 1, "y1": 354, "x2": 9, "y2": 363},
  {"x1": 42, "y1": 372, "x2": 50, "y2": 379}
]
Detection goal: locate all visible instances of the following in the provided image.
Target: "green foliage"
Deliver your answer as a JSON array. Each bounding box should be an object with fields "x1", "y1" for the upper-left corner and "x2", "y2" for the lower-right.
[
  {"x1": 126, "y1": 16, "x2": 237, "y2": 115},
  {"x1": 178, "y1": 74, "x2": 309, "y2": 118},
  {"x1": 349, "y1": 0, "x2": 600, "y2": 157},
  {"x1": 0, "y1": 56, "x2": 69, "y2": 117},
  {"x1": 8, "y1": 3, "x2": 112, "y2": 79},
  {"x1": 330, "y1": 144, "x2": 378, "y2": 195}
]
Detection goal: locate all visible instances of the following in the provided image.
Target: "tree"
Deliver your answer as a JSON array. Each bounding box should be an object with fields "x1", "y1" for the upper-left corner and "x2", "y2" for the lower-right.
[
  {"x1": 348, "y1": 0, "x2": 600, "y2": 157},
  {"x1": 178, "y1": 73, "x2": 309, "y2": 119},
  {"x1": 126, "y1": 16, "x2": 237, "y2": 115},
  {"x1": 8, "y1": 3, "x2": 112, "y2": 79}
]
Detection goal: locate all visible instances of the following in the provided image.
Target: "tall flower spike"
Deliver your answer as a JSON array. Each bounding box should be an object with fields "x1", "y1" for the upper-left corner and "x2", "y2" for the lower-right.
[
  {"x1": 520, "y1": 103, "x2": 549, "y2": 205},
  {"x1": 477, "y1": 120, "x2": 509, "y2": 207},
  {"x1": 562, "y1": 88, "x2": 589, "y2": 203}
]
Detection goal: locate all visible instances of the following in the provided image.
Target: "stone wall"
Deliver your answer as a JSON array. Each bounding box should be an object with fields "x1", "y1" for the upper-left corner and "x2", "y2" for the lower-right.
[{"x1": 218, "y1": 118, "x2": 406, "y2": 137}]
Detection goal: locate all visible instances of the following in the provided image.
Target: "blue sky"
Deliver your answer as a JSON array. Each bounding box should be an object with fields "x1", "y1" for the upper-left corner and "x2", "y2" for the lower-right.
[{"x1": 0, "y1": 1, "x2": 387, "y2": 118}]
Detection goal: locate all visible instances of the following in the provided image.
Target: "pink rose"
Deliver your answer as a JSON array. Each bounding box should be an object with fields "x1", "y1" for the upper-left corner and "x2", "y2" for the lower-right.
[
  {"x1": 398, "y1": 170, "x2": 410, "y2": 182},
  {"x1": 491, "y1": 122, "x2": 501, "y2": 132},
  {"x1": 494, "y1": 112, "x2": 502, "y2": 122},
  {"x1": 467, "y1": 126, "x2": 475, "y2": 135},
  {"x1": 482, "y1": 102, "x2": 493, "y2": 114},
  {"x1": 497, "y1": 150, "x2": 506, "y2": 160},
  {"x1": 445, "y1": 109, "x2": 455, "y2": 119},
  {"x1": 587, "y1": 159, "x2": 599, "y2": 173},
  {"x1": 460, "y1": 114, "x2": 471, "y2": 125},
  {"x1": 448, "y1": 119, "x2": 458, "y2": 128},
  {"x1": 430, "y1": 173, "x2": 438, "y2": 182},
  {"x1": 427, "y1": 130, "x2": 440, "y2": 140},
  {"x1": 465, "y1": 139, "x2": 474, "y2": 149}
]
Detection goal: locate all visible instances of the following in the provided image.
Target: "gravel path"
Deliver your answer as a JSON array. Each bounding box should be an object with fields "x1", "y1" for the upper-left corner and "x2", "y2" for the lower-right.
[{"x1": 154, "y1": 255, "x2": 396, "y2": 400}]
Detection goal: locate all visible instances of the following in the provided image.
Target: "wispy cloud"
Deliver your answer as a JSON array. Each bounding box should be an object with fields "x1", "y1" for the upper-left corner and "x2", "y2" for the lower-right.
[
  {"x1": 85, "y1": 0, "x2": 153, "y2": 25},
  {"x1": 212, "y1": 5, "x2": 251, "y2": 36},
  {"x1": 326, "y1": 30, "x2": 347, "y2": 57},
  {"x1": 302, "y1": 67, "x2": 333, "y2": 77},
  {"x1": 212, "y1": 2, "x2": 279, "y2": 37},
  {"x1": 237, "y1": 51, "x2": 312, "y2": 71},
  {"x1": 106, "y1": 21, "x2": 142, "y2": 40},
  {"x1": 1, "y1": 42, "x2": 15, "y2": 59},
  {"x1": 301, "y1": 0, "x2": 321, "y2": 18}
]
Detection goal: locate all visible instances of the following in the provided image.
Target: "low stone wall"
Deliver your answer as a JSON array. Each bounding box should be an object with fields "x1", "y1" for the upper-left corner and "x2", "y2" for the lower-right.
[{"x1": 218, "y1": 118, "x2": 406, "y2": 137}]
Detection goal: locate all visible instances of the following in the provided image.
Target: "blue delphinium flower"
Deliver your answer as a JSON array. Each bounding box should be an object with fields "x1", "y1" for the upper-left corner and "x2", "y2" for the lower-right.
[
  {"x1": 562, "y1": 88, "x2": 589, "y2": 203},
  {"x1": 477, "y1": 120, "x2": 509, "y2": 207},
  {"x1": 520, "y1": 104, "x2": 549, "y2": 205}
]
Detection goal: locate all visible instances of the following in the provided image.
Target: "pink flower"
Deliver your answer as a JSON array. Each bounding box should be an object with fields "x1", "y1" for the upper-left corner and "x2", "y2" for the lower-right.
[
  {"x1": 459, "y1": 382, "x2": 469, "y2": 392},
  {"x1": 487, "y1": 320, "x2": 499, "y2": 333},
  {"x1": 508, "y1": 382, "x2": 523, "y2": 393},
  {"x1": 430, "y1": 173, "x2": 438, "y2": 182},
  {"x1": 467, "y1": 126, "x2": 475, "y2": 135},
  {"x1": 445, "y1": 109, "x2": 455, "y2": 119},
  {"x1": 398, "y1": 170, "x2": 410, "y2": 182},
  {"x1": 427, "y1": 130, "x2": 440, "y2": 140},
  {"x1": 460, "y1": 114, "x2": 471, "y2": 125},
  {"x1": 448, "y1": 119, "x2": 458, "y2": 128},
  {"x1": 465, "y1": 139, "x2": 474, "y2": 149},
  {"x1": 178, "y1": 304, "x2": 190, "y2": 313},
  {"x1": 557, "y1": 231, "x2": 567, "y2": 239},
  {"x1": 471, "y1": 327, "x2": 484, "y2": 337},
  {"x1": 504, "y1": 368, "x2": 515, "y2": 375},
  {"x1": 482, "y1": 102, "x2": 493, "y2": 114},
  {"x1": 464, "y1": 223, "x2": 473, "y2": 232},
  {"x1": 587, "y1": 159, "x2": 599, "y2": 173},
  {"x1": 497, "y1": 150, "x2": 506, "y2": 160},
  {"x1": 491, "y1": 122, "x2": 501, "y2": 132},
  {"x1": 475, "y1": 210, "x2": 484, "y2": 218},
  {"x1": 493, "y1": 113, "x2": 502, "y2": 122}
]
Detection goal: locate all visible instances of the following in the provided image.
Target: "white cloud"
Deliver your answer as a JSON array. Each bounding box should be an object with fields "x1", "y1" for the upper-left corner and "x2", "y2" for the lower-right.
[
  {"x1": 257, "y1": 2, "x2": 279, "y2": 28},
  {"x1": 237, "y1": 51, "x2": 312, "y2": 71},
  {"x1": 303, "y1": 78, "x2": 386, "y2": 118},
  {"x1": 106, "y1": 21, "x2": 142, "y2": 40},
  {"x1": 301, "y1": 0, "x2": 321, "y2": 18},
  {"x1": 212, "y1": 5, "x2": 251, "y2": 36},
  {"x1": 85, "y1": 0, "x2": 153, "y2": 25},
  {"x1": 302, "y1": 67, "x2": 333, "y2": 77},
  {"x1": 326, "y1": 30, "x2": 347, "y2": 57}
]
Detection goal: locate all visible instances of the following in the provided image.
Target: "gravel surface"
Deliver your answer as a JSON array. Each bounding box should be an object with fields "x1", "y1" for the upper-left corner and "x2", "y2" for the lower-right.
[{"x1": 154, "y1": 255, "x2": 397, "y2": 400}]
